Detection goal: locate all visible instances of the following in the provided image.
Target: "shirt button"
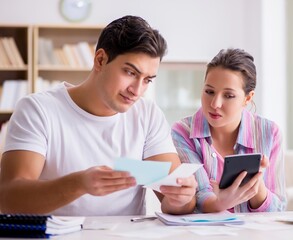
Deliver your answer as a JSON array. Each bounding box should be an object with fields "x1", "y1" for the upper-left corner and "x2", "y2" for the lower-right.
[{"x1": 212, "y1": 152, "x2": 217, "y2": 158}]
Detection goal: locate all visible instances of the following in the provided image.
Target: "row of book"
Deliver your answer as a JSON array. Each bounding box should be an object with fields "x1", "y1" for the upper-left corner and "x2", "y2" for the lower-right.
[
  {"x1": 0, "y1": 37, "x2": 25, "y2": 68},
  {"x1": 0, "y1": 214, "x2": 84, "y2": 238},
  {"x1": 0, "y1": 78, "x2": 63, "y2": 112},
  {"x1": 36, "y1": 77, "x2": 61, "y2": 92},
  {"x1": 38, "y1": 37, "x2": 95, "y2": 68},
  {"x1": 0, "y1": 80, "x2": 28, "y2": 111}
]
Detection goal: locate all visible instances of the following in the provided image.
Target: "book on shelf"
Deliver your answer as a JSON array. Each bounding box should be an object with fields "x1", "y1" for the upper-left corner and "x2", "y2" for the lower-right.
[
  {"x1": 0, "y1": 37, "x2": 17, "y2": 67},
  {"x1": 0, "y1": 213, "x2": 85, "y2": 238},
  {"x1": 0, "y1": 37, "x2": 25, "y2": 68},
  {"x1": 76, "y1": 41, "x2": 94, "y2": 68},
  {"x1": 38, "y1": 38, "x2": 54, "y2": 66},
  {"x1": 53, "y1": 48, "x2": 69, "y2": 66},
  {"x1": 62, "y1": 44, "x2": 79, "y2": 68},
  {"x1": 0, "y1": 80, "x2": 28, "y2": 110},
  {"x1": 7, "y1": 37, "x2": 25, "y2": 67},
  {"x1": 0, "y1": 38, "x2": 12, "y2": 67},
  {"x1": 38, "y1": 37, "x2": 94, "y2": 68},
  {"x1": 35, "y1": 77, "x2": 62, "y2": 92}
]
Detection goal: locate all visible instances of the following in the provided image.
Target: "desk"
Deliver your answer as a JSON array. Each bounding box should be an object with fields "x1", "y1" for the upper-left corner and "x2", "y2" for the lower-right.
[{"x1": 3, "y1": 212, "x2": 293, "y2": 240}]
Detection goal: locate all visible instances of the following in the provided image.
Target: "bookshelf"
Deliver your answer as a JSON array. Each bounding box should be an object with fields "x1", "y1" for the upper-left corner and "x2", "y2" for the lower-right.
[
  {"x1": 33, "y1": 25, "x2": 104, "y2": 92},
  {"x1": 0, "y1": 24, "x2": 206, "y2": 156},
  {"x1": 0, "y1": 24, "x2": 32, "y2": 119},
  {"x1": 0, "y1": 24, "x2": 104, "y2": 156}
]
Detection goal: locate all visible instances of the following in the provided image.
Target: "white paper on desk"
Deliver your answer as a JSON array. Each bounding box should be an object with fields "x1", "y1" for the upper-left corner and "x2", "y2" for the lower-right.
[
  {"x1": 144, "y1": 163, "x2": 202, "y2": 192},
  {"x1": 110, "y1": 226, "x2": 185, "y2": 239},
  {"x1": 187, "y1": 226, "x2": 239, "y2": 236},
  {"x1": 155, "y1": 211, "x2": 245, "y2": 226},
  {"x1": 83, "y1": 220, "x2": 118, "y2": 230}
]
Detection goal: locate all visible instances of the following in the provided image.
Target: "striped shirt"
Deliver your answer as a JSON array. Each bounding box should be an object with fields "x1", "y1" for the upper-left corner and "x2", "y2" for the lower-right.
[{"x1": 172, "y1": 108, "x2": 287, "y2": 213}]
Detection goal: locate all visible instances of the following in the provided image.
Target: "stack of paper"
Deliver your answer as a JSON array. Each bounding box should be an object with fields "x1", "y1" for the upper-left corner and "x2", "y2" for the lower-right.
[{"x1": 155, "y1": 212, "x2": 245, "y2": 226}]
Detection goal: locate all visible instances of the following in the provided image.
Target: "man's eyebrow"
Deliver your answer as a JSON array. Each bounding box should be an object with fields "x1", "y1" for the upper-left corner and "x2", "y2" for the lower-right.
[{"x1": 125, "y1": 62, "x2": 157, "y2": 79}]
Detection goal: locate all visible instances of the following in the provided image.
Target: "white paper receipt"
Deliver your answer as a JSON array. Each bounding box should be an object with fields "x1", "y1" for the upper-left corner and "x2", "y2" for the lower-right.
[{"x1": 144, "y1": 163, "x2": 202, "y2": 192}]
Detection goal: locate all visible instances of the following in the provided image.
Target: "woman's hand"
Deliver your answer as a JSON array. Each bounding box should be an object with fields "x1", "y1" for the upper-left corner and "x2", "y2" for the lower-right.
[
  {"x1": 209, "y1": 171, "x2": 263, "y2": 211},
  {"x1": 249, "y1": 155, "x2": 269, "y2": 208},
  {"x1": 160, "y1": 175, "x2": 197, "y2": 214}
]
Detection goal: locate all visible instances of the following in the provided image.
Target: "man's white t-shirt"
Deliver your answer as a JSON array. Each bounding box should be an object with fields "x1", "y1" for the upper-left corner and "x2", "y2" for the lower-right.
[{"x1": 4, "y1": 82, "x2": 176, "y2": 216}]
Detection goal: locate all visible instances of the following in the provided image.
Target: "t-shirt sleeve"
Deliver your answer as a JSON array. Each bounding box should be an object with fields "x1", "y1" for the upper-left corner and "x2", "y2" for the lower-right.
[
  {"x1": 4, "y1": 95, "x2": 48, "y2": 157},
  {"x1": 142, "y1": 101, "x2": 176, "y2": 158}
]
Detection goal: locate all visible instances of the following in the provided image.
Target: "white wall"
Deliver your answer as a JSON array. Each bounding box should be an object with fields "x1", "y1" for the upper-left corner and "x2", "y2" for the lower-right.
[
  {"x1": 260, "y1": 0, "x2": 287, "y2": 146},
  {"x1": 0, "y1": 0, "x2": 247, "y2": 62},
  {"x1": 288, "y1": 1, "x2": 293, "y2": 149},
  {"x1": 0, "y1": 0, "x2": 288, "y2": 148}
]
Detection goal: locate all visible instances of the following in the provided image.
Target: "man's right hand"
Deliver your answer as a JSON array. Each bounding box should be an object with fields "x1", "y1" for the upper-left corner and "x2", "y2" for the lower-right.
[{"x1": 81, "y1": 166, "x2": 136, "y2": 196}]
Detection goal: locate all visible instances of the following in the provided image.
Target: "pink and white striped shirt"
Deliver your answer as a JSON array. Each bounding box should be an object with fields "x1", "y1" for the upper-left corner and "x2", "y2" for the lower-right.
[{"x1": 172, "y1": 108, "x2": 287, "y2": 212}]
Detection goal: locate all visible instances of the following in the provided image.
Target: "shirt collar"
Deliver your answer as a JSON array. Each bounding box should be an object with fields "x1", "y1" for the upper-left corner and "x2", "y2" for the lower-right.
[
  {"x1": 190, "y1": 108, "x2": 211, "y2": 139},
  {"x1": 236, "y1": 109, "x2": 256, "y2": 149}
]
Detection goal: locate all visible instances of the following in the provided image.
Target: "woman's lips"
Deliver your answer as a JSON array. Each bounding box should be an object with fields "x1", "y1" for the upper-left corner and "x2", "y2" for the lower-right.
[{"x1": 209, "y1": 112, "x2": 222, "y2": 119}]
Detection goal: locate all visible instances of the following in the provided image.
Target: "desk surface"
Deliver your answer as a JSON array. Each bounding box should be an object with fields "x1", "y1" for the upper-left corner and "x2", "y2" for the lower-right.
[{"x1": 3, "y1": 212, "x2": 293, "y2": 240}]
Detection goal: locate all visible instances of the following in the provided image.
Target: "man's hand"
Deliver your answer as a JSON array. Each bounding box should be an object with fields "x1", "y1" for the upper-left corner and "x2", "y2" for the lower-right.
[{"x1": 81, "y1": 166, "x2": 136, "y2": 196}]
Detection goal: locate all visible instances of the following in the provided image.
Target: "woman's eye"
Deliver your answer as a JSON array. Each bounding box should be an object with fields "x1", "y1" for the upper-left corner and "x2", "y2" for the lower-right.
[
  {"x1": 225, "y1": 94, "x2": 235, "y2": 99},
  {"x1": 205, "y1": 89, "x2": 214, "y2": 95}
]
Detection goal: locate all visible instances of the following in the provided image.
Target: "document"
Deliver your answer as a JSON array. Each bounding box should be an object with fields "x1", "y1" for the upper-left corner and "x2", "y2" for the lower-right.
[
  {"x1": 144, "y1": 163, "x2": 202, "y2": 192},
  {"x1": 114, "y1": 158, "x2": 171, "y2": 185},
  {"x1": 155, "y1": 212, "x2": 245, "y2": 226},
  {"x1": 114, "y1": 158, "x2": 201, "y2": 188}
]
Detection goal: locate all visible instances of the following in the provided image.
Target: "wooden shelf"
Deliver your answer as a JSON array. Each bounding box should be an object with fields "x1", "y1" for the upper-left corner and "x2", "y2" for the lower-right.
[{"x1": 37, "y1": 66, "x2": 91, "y2": 71}]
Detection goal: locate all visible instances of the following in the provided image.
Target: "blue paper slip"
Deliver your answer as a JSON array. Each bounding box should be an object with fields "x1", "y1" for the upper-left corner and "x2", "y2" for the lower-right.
[
  {"x1": 182, "y1": 216, "x2": 238, "y2": 223},
  {"x1": 114, "y1": 158, "x2": 171, "y2": 185}
]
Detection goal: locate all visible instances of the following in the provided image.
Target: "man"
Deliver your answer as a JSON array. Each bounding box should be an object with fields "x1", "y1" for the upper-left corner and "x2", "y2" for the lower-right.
[{"x1": 0, "y1": 15, "x2": 196, "y2": 216}]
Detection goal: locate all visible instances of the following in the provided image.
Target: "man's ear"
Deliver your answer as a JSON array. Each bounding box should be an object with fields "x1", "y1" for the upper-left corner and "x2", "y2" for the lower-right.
[
  {"x1": 94, "y1": 49, "x2": 108, "y2": 70},
  {"x1": 244, "y1": 90, "x2": 255, "y2": 106}
]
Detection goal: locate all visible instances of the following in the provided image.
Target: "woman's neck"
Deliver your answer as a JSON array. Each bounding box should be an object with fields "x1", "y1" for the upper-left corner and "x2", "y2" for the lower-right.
[{"x1": 210, "y1": 125, "x2": 240, "y2": 158}]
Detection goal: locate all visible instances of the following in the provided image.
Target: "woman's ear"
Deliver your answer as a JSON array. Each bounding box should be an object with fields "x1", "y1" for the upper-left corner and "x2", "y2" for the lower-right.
[{"x1": 244, "y1": 90, "x2": 255, "y2": 106}]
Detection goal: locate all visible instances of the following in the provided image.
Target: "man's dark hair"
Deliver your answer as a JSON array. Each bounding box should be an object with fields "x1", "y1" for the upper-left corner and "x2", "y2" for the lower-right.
[{"x1": 95, "y1": 15, "x2": 167, "y2": 63}]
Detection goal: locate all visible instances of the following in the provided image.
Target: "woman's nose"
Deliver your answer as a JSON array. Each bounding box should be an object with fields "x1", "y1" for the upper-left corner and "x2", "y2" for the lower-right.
[{"x1": 211, "y1": 95, "x2": 222, "y2": 109}]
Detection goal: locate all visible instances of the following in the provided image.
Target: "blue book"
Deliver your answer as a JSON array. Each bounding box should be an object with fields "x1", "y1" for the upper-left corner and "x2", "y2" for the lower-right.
[{"x1": 0, "y1": 214, "x2": 84, "y2": 238}]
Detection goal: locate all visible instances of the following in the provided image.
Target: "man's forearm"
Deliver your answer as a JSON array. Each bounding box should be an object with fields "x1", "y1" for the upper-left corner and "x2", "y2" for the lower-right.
[{"x1": 0, "y1": 171, "x2": 85, "y2": 214}]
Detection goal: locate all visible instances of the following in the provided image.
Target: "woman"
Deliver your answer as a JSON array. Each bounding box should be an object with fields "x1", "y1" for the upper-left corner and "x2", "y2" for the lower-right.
[{"x1": 172, "y1": 48, "x2": 287, "y2": 213}]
